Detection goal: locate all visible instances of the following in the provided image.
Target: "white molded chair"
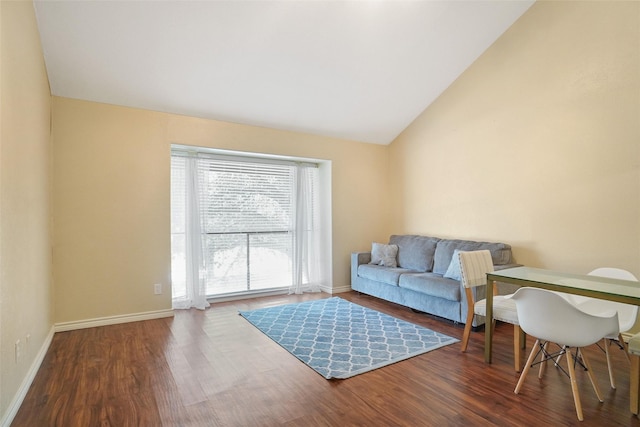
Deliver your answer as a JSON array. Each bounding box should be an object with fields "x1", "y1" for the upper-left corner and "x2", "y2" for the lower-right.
[
  {"x1": 459, "y1": 250, "x2": 523, "y2": 372},
  {"x1": 572, "y1": 268, "x2": 638, "y2": 389},
  {"x1": 509, "y1": 287, "x2": 619, "y2": 421}
]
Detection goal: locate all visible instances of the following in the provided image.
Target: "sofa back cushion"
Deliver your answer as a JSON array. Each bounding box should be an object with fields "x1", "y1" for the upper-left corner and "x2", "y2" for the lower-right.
[
  {"x1": 433, "y1": 239, "x2": 512, "y2": 275},
  {"x1": 389, "y1": 235, "x2": 440, "y2": 272}
]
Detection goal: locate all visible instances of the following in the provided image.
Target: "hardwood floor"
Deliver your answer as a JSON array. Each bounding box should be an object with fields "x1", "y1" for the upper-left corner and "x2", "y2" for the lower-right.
[{"x1": 12, "y1": 291, "x2": 640, "y2": 426}]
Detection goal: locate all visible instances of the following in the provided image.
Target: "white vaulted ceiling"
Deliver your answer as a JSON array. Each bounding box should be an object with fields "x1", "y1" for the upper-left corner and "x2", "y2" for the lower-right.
[{"x1": 33, "y1": 0, "x2": 534, "y2": 145}]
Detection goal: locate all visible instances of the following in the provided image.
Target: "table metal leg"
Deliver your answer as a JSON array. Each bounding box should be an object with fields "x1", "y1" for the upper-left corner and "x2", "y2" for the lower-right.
[{"x1": 484, "y1": 278, "x2": 494, "y2": 363}]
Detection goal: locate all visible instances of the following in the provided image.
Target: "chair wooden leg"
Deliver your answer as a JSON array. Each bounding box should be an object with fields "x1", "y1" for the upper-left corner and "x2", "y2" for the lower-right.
[
  {"x1": 515, "y1": 339, "x2": 540, "y2": 394},
  {"x1": 566, "y1": 348, "x2": 584, "y2": 421},
  {"x1": 538, "y1": 342, "x2": 549, "y2": 379},
  {"x1": 620, "y1": 333, "x2": 631, "y2": 363},
  {"x1": 604, "y1": 338, "x2": 616, "y2": 389},
  {"x1": 460, "y1": 322, "x2": 472, "y2": 352},
  {"x1": 461, "y1": 289, "x2": 475, "y2": 353},
  {"x1": 460, "y1": 310, "x2": 475, "y2": 353},
  {"x1": 554, "y1": 343, "x2": 571, "y2": 368},
  {"x1": 630, "y1": 353, "x2": 640, "y2": 415},
  {"x1": 513, "y1": 325, "x2": 521, "y2": 372},
  {"x1": 579, "y1": 348, "x2": 603, "y2": 402}
]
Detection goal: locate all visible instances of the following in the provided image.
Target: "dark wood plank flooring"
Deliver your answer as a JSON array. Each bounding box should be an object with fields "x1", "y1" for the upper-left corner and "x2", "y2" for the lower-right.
[{"x1": 12, "y1": 291, "x2": 640, "y2": 426}]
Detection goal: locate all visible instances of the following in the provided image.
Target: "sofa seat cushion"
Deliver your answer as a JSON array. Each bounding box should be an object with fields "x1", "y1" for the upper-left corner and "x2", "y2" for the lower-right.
[
  {"x1": 389, "y1": 235, "x2": 440, "y2": 272},
  {"x1": 433, "y1": 239, "x2": 513, "y2": 275},
  {"x1": 398, "y1": 273, "x2": 461, "y2": 301},
  {"x1": 358, "y1": 264, "x2": 416, "y2": 286}
]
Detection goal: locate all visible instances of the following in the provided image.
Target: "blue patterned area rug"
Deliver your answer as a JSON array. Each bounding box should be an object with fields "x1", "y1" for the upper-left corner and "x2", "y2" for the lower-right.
[{"x1": 238, "y1": 297, "x2": 458, "y2": 379}]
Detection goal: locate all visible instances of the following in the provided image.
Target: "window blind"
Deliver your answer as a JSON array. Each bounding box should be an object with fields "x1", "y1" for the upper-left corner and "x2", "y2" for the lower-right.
[
  {"x1": 197, "y1": 157, "x2": 294, "y2": 234},
  {"x1": 170, "y1": 149, "x2": 320, "y2": 298}
]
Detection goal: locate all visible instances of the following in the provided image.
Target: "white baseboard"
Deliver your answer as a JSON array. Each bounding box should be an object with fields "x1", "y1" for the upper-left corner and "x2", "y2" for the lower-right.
[
  {"x1": 54, "y1": 309, "x2": 174, "y2": 332},
  {"x1": 321, "y1": 284, "x2": 351, "y2": 294},
  {"x1": 1, "y1": 326, "x2": 55, "y2": 427},
  {"x1": 208, "y1": 289, "x2": 289, "y2": 303}
]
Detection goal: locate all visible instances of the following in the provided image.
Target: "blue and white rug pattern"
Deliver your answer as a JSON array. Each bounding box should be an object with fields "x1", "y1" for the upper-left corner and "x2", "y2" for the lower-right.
[{"x1": 239, "y1": 297, "x2": 458, "y2": 379}]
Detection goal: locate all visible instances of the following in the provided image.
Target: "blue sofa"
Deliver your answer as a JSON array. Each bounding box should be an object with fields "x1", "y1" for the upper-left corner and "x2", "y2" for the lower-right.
[{"x1": 351, "y1": 235, "x2": 520, "y2": 327}]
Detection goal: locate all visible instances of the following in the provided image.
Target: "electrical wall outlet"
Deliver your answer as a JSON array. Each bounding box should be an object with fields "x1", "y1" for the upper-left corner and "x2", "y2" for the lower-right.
[{"x1": 154, "y1": 283, "x2": 162, "y2": 295}]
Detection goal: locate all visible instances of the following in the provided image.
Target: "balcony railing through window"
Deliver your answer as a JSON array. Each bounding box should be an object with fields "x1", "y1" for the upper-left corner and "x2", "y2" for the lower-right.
[{"x1": 171, "y1": 230, "x2": 293, "y2": 298}]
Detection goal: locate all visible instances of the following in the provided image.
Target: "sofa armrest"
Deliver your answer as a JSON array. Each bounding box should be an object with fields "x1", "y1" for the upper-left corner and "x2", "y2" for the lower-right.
[
  {"x1": 351, "y1": 252, "x2": 372, "y2": 290},
  {"x1": 485, "y1": 264, "x2": 522, "y2": 295},
  {"x1": 494, "y1": 263, "x2": 522, "y2": 272},
  {"x1": 352, "y1": 251, "x2": 372, "y2": 266},
  {"x1": 492, "y1": 264, "x2": 523, "y2": 294}
]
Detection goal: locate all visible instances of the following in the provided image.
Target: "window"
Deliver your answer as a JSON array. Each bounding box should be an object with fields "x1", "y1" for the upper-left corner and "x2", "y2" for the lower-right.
[{"x1": 171, "y1": 148, "x2": 324, "y2": 308}]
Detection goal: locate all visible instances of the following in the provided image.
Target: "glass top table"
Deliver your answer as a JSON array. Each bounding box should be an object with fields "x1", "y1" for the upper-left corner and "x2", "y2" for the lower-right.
[{"x1": 484, "y1": 266, "x2": 640, "y2": 363}]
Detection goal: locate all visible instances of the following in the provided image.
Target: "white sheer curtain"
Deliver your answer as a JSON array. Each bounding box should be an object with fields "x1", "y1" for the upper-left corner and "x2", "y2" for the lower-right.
[
  {"x1": 173, "y1": 156, "x2": 210, "y2": 310},
  {"x1": 289, "y1": 164, "x2": 322, "y2": 294},
  {"x1": 172, "y1": 151, "x2": 324, "y2": 304}
]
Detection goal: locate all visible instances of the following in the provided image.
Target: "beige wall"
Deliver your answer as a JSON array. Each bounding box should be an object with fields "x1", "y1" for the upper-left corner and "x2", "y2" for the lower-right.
[
  {"x1": 52, "y1": 100, "x2": 172, "y2": 323},
  {"x1": 390, "y1": 1, "x2": 640, "y2": 276},
  {"x1": 52, "y1": 98, "x2": 391, "y2": 324},
  {"x1": 0, "y1": 0, "x2": 53, "y2": 421},
  {"x1": 4, "y1": 0, "x2": 639, "y2": 420}
]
